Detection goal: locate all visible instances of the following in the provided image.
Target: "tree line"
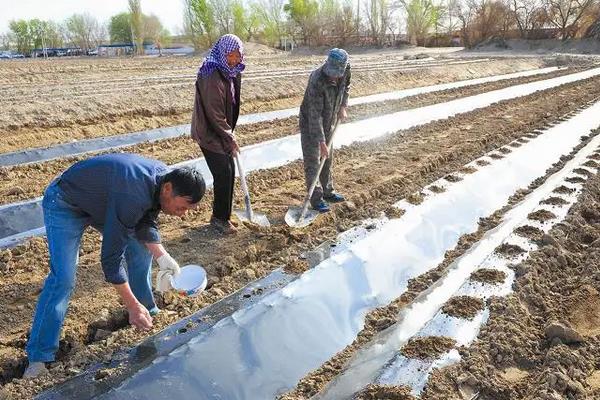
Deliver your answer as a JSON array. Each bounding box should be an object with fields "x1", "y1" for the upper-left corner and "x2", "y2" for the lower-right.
[
  {"x1": 183, "y1": 0, "x2": 600, "y2": 48},
  {"x1": 2, "y1": 0, "x2": 599, "y2": 55},
  {"x1": 0, "y1": 0, "x2": 169, "y2": 55}
]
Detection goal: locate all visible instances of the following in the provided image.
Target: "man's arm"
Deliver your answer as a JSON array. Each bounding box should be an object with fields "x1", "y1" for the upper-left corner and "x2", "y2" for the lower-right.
[{"x1": 102, "y1": 193, "x2": 153, "y2": 330}]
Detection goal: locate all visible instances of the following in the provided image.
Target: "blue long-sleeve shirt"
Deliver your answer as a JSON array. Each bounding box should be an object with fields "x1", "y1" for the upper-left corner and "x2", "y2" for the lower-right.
[{"x1": 56, "y1": 153, "x2": 168, "y2": 284}]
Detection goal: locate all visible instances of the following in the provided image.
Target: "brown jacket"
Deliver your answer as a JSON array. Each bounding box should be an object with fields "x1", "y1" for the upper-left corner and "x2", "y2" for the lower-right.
[{"x1": 191, "y1": 69, "x2": 241, "y2": 154}]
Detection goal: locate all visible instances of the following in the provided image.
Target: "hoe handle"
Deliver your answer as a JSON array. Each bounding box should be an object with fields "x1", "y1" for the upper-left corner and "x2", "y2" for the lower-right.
[
  {"x1": 299, "y1": 119, "x2": 341, "y2": 220},
  {"x1": 234, "y1": 154, "x2": 254, "y2": 221}
]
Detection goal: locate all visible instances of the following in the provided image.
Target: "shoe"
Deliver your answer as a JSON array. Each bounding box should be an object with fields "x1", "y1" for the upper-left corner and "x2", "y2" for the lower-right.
[
  {"x1": 210, "y1": 217, "x2": 238, "y2": 235},
  {"x1": 23, "y1": 361, "x2": 48, "y2": 379},
  {"x1": 323, "y1": 193, "x2": 345, "y2": 203},
  {"x1": 311, "y1": 200, "x2": 330, "y2": 213}
]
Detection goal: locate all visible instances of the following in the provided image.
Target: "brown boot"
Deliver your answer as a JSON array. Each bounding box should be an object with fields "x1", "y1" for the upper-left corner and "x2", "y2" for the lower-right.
[{"x1": 210, "y1": 216, "x2": 238, "y2": 235}]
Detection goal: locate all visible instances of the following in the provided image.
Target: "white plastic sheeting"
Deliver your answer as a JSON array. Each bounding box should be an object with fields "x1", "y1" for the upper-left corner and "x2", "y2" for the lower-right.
[
  {"x1": 0, "y1": 66, "x2": 560, "y2": 167},
  {"x1": 97, "y1": 99, "x2": 600, "y2": 399},
  {"x1": 320, "y1": 111, "x2": 600, "y2": 399},
  {"x1": 0, "y1": 67, "x2": 596, "y2": 249}
]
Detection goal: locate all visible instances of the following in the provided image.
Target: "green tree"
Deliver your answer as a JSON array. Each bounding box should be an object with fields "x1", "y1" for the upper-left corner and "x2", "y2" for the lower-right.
[
  {"x1": 232, "y1": 0, "x2": 261, "y2": 39},
  {"x1": 9, "y1": 19, "x2": 32, "y2": 54},
  {"x1": 402, "y1": 0, "x2": 437, "y2": 45},
  {"x1": 232, "y1": 0, "x2": 248, "y2": 38},
  {"x1": 284, "y1": 0, "x2": 319, "y2": 44},
  {"x1": 110, "y1": 12, "x2": 133, "y2": 43},
  {"x1": 184, "y1": 0, "x2": 217, "y2": 50},
  {"x1": 251, "y1": 0, "x2": 287, "y2": 46},
  {"x1": 45, "y1": 21, "x2": 66, "y2": 48}
]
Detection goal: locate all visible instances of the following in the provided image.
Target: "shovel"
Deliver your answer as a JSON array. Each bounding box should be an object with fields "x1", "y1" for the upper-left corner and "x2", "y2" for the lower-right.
[
  {"x1": 233, "y1": 153, "x2": 271, "y2": 227},
  {"x1": 285, "y1": 119, "x2": 340, "y2": 228}
]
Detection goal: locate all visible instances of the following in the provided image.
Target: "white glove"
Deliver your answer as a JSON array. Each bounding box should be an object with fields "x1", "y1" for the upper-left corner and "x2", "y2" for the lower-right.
[
  {"x1": 156, "y1": 270, "x2": 174, "y2": 293},
  {"x1": 155, "y1": 254, "x2": 180, "y2": 293},
  {"x1": 157, "y1": 254, "x2": 180, "y2": 276}
]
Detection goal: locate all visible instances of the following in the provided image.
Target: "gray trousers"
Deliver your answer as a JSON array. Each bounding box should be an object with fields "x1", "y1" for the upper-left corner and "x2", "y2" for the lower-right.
[{"x1": 301, "y1": 133, "x2": 335, "y2": 207}]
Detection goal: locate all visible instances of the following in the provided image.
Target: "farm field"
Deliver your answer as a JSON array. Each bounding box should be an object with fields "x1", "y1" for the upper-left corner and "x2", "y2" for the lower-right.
[{"x1": 0, "y1": 47, "x2": 599, "y2": 399}]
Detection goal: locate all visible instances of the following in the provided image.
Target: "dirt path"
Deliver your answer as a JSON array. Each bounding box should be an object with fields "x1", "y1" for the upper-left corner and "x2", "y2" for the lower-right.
[
  {"x1": 0, "y1": 58, "x2": 552, "y2": 153},
  {"x1": 1, "y1": 73, "x2": 600, "y2": 399},
  {"x1": 0, "y1": 67, "x2": 579, "y2": 206}
]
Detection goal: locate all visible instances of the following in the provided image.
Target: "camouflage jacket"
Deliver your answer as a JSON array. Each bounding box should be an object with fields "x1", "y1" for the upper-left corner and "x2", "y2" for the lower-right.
[{"x1": 299, "y1": 63, "x2": 351, "y2": 144}]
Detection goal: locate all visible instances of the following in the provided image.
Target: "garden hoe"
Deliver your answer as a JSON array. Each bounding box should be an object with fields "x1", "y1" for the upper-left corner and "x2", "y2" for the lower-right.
[
  {"x1": 233, "y1": 153, "x2": 271, "y2": 227},
  {"x1": 285, "y1": 119, "x2": 340, "y2": 228}
]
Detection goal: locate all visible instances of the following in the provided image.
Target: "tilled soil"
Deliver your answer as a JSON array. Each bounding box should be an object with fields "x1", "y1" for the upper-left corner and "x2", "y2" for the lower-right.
[
  {"x1": 0, "y1": 57, "x2": 556, "y2": 153},
  {"x1": 422, "y1": 162, "x2": 600, "y2": 400},
  {"x1": 0, "y1": 66, "x2": 581, "y2": 205},
  {"x1": 2, "y1": 70, "x2": 600, "y2": 399},
  {"x1": 280, "y1": 129, "x2": 600, "y2": 400}
]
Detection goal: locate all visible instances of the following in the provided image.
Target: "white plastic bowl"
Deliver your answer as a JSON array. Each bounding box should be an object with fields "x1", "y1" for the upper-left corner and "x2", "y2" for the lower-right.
[{"x1": 170, "y1": 264, "x2": 208, "y2": 297}]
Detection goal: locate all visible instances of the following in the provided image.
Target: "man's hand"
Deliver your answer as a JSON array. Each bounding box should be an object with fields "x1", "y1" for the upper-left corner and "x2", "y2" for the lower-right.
[
  {"x1": 319, "y1": 141, "x2": 329, "y2": 159},
  {"x1": 127, "y1": 302, "x2": 153, "y2": 330},
  {"x1": 157, "y1": 254, "x2": 180, "y2": 276},
  {"x1": 338, "y1": 106, "x2": 348, "y2": 122}
]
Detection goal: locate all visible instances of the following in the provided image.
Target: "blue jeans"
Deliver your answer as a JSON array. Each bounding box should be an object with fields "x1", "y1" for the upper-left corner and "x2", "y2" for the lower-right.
[{"x1": 26, "y1": 181, "x2": 157, "y2": 363}]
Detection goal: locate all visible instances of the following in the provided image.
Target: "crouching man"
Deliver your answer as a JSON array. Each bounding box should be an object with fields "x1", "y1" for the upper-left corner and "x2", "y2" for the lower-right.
[{"x1": 24, "y1": 153, "x2": 206, "y2": 378}]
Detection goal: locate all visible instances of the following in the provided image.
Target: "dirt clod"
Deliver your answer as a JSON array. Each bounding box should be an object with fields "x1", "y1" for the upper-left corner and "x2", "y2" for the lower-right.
[
  {"x1": 401, "y1": 336, "x2": 456, "y2": 360},
  {"x1": 528, "y1": 209, "x2": 557, "y2": 222},
  {"x1": 442, "y1": 296, "x2": 485, "y2": 319},
  {"x1": 470, "y1": 268, "x2": 507, "y2": 284},
  {"x1": 514, "y1": 225, "x2": 544, "y2": 241},
  {"x1": 540, "y1": 196, "x2": 569, "y2": 206}
]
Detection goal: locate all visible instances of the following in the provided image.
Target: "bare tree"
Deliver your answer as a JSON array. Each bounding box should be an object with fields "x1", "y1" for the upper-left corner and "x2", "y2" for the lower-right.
[
  {"x1": 333, "y1": 0, "x2": 359, "y2": 45},
  {"x1": 65, "y1": 13, "x2": 100, "y2": 52},
  {"x1": 545, "y1": 0, "x2": 596, "y2": 39},
  {"x1": 364, "y1": 0, "x2": 400, "y2": 45},
  {"x1": 144, "y1": 14, "x2": 171, "y2": 55},
  {"x1": 0, "y1": 33, "x2": 11, "y2": 50},
  {"x1": 449, "y1": 0, "x2": 477, "y2": 46},
  {"x1": 509, "y1": 0, "x2": 545, "y2": 37},
  {"x1": 474, "y1": 0, "x2": 514, "y2": 40},
  {"x1": 211, "y1": 0, "x2": 234, "y2": 34}
]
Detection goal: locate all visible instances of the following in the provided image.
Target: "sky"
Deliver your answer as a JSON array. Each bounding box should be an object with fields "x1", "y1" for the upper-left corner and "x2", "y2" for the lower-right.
[{"x1": 0, "y1": 0, "x2": 185, "y2": 34}]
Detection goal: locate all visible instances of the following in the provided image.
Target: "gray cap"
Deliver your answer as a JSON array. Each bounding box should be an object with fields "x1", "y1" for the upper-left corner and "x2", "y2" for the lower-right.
[{"x1": 323, "y1": 48, "x2": 348, "y2": 78}]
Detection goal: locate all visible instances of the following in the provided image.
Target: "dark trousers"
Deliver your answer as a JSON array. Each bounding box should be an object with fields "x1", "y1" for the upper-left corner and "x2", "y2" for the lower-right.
[{"x1": 201, "y1": 147, "x2": 235, "y2": 221}]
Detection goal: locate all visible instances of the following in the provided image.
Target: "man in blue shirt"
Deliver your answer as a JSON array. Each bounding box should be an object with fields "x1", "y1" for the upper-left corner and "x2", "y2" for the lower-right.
[{"x1": 24, "y1": 153, "x2": 206, "y2": 378}]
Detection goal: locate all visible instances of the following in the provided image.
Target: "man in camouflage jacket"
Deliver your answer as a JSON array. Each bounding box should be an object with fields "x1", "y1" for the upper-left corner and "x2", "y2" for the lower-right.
[{"x1": 299, "y1": 48, "x2": 351, "y2": 212}]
